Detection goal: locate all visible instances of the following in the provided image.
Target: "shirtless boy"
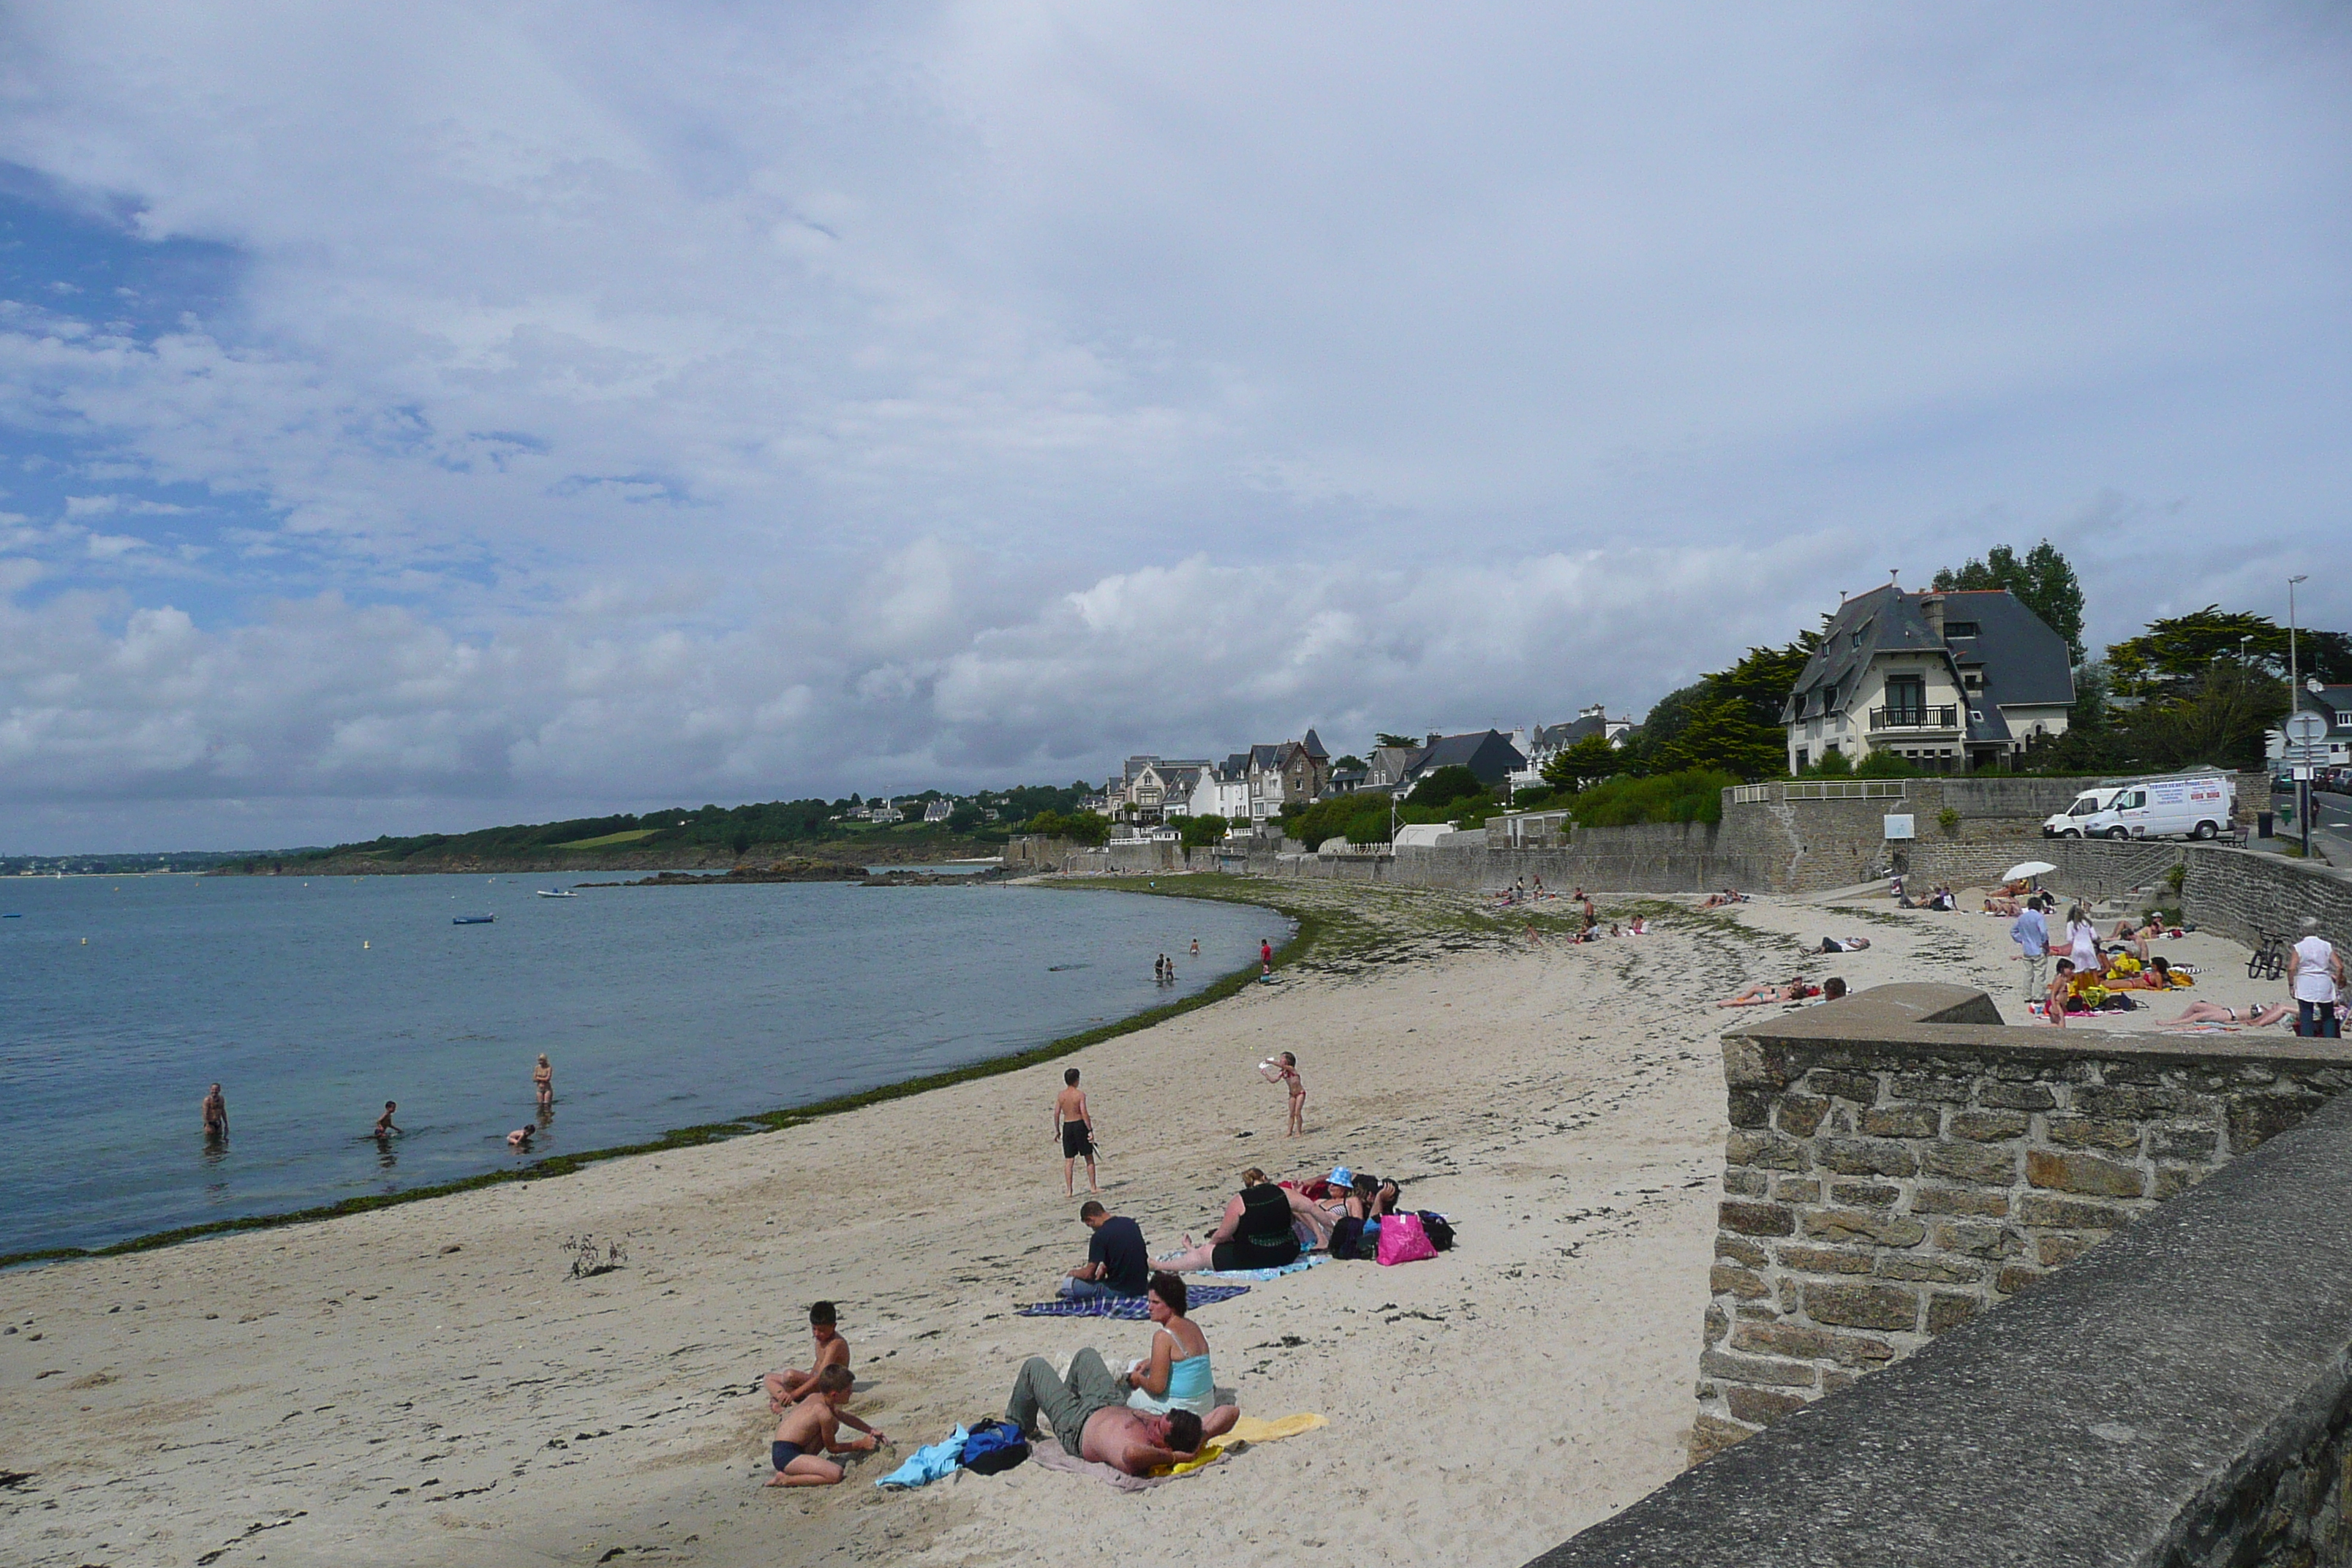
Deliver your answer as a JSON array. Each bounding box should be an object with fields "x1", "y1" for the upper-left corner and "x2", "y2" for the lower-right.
[
  {"x1": 202, "y1": 1083, "x2": 227, "y2": 1139},
  {"x1": 372, "y1": 1101, "x2": 401, "y2": 1137},
  {"x1": 764, "y1": 1365, "x2": 879, "y2": 1487},
  {"x1": 1258, "y1": 1052, "x2": 1305, "y2": 1136},
  {"x1": 1055, "y1": 1068, "x2": 1097, "y2": 1196},
  {"x1": 1005, "y1": 1348, "x2": 1205, "y2": 1477},
  {"x1": 763, "y1": 1300, "x2": 851, "y2": 1411}
]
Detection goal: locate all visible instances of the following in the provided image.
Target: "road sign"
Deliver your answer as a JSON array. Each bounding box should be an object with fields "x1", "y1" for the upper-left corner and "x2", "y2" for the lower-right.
[
  {"x1": 2285, "y1": 712, "x2": 2328, "y2": 745},
  {"x1": 1882, "y1": 814, "x2": 1915, "y2": 840}
]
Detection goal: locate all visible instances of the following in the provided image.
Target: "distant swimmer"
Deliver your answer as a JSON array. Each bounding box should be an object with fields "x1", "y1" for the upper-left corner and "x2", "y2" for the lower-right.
[
  {"x1": 508, "y1": 1125, "x2": 535, "y2": 1150},
  {"x1": 373, "y1": 1101, "x2": 402, "y2": 1137},
  {"x1": 202, "y1": 1083, "x2": 228, "y2": 1139},
  {"x1": 1189, "y1": 938, "x2": 1199, "y2": 958},
  {"x1": 534, "y1": 1053, "x2": 554, "y2": 1109}
]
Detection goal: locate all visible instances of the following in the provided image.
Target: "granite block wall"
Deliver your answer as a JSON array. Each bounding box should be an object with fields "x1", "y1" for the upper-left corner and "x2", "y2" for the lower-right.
[{"x1": 1695, "y1": 984, "x2": 2352, "y2": 1463}]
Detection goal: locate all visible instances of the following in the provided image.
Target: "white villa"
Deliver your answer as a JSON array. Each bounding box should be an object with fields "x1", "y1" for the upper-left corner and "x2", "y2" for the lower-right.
[{"x1": 1782, "y1": 585, "x2": 2075, "y2": 773}]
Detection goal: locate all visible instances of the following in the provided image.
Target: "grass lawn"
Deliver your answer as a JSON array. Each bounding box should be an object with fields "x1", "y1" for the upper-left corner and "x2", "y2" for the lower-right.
[{"x1": 553, "y1": 828, "x2": 660, "y2": 851}]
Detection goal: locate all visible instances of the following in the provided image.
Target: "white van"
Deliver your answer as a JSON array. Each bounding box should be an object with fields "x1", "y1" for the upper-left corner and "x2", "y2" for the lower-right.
[{"x1": 2042, "y1": 774, "x2": 2235, "y2": 841}]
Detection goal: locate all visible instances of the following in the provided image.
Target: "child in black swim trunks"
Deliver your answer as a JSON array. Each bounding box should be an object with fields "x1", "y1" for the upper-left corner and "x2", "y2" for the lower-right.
[{"x1": 765, "y1": 1365, "x2": 879, "y2": 1487}]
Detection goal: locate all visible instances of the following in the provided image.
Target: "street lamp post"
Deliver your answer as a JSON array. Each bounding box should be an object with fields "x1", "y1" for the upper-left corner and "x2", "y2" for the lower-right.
[{"x1": 2291, "y1": 575, "x2": 2310, "y2": 859}]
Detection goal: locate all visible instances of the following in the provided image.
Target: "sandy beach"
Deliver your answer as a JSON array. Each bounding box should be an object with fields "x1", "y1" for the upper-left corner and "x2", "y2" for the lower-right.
[{"x1": 0, "y1": 878, "x2": 2275, "y2": 1568}]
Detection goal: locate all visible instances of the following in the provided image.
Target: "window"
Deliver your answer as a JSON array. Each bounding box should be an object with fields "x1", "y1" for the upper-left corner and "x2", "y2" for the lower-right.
[
  {"x1": 1885, "y1": 674, "x2": 1926, "y2": 725},
  {"x1": 1944, "y1": 621, "x2": 1980, "y2": 638}
]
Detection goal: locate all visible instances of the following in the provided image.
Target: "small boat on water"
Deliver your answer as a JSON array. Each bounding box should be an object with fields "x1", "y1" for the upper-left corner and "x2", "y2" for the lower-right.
[
  {"x1": 452, "y1": 913, "x2": 496, "y2": 925},
  {"x1": 535, "y1": 889, "x2": 577, "y2": 898}
]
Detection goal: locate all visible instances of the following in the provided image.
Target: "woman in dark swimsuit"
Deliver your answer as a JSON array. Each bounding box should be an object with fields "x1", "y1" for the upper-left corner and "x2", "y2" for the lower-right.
[{"x1": 1155, "y1": 1168, "x2": 1332, "y2": 1273}]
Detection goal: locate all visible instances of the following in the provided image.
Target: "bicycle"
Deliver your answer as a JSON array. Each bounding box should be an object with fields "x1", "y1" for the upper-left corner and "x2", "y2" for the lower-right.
[{"x1": 2248, "y1": 932, "x2": 2288, "y2": 982}]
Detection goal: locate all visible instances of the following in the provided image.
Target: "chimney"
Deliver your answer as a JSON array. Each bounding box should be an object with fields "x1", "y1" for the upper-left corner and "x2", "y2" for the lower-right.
[
  {"x1": 1921, "y1": 592, "x2": 1946, "y2": 644},
  {"x1": 1426, "y1": 731, "x2": 1441, "y2": 749}
]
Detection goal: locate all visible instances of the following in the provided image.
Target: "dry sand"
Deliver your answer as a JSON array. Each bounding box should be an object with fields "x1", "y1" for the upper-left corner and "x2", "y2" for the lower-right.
[{"x1": 0, "y1": 877, "x2": 2265, "y2": 1568}]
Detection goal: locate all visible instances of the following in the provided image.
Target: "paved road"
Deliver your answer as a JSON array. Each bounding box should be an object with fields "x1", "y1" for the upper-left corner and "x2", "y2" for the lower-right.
[{"x1": 2271, "y1": 787, "x2": 2352, "y2": 866}]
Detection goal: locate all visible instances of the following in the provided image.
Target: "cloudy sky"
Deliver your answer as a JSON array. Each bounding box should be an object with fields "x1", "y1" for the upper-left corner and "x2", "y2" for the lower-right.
[{"x1": 1, "y1": 3, "x2": 2346, "y2": 851}]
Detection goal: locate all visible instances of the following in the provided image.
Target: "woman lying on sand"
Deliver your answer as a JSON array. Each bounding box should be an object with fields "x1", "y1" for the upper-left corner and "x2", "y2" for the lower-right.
[
  {"x1": 1717, "y1": 979, "x2": 1820, "y2": 1007},
  {"x1": 1122, "y1": 1273, "x2": 1240, "y2": 1439},
  {"x1": 2162, "y1": 999, "x2": 2293, "y2": 1030},
  {"x1": 1155, "y1": 1169, "x2": 1332, "y2": 1273}
]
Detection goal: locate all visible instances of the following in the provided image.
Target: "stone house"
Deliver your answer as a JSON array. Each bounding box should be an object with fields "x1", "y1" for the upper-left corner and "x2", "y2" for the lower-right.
[
  {"x1": 1244, "y1": 731, "x2": 1331, "y2": 822},
  {"x1": 1782, "y1": 586, "x2": 2074, "y2": 774}
]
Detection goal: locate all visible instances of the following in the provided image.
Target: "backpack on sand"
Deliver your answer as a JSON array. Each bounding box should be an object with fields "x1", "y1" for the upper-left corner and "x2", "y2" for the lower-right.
[
  {"x1": 1417, "y1": 1211, "x2": 1456, "y2": 1251},
  {"x1": 959, "y1": 1419, "x2": 1030, "y2": 1474}
]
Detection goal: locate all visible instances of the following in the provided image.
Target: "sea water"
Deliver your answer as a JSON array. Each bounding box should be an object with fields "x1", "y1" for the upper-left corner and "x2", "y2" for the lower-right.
[{"x1": 0, "y1": 874, "x2": 1279, "y2": 1258}]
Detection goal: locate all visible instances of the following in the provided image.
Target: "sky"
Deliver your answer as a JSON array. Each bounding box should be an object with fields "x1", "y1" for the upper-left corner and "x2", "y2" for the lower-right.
[{"x1": 1, "y1": 2, "x2": 2347, "y2": 851}]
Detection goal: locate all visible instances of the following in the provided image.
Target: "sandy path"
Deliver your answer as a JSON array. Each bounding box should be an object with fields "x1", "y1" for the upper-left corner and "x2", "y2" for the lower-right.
[{"x1": 1, "y1": 880, "x2": 2119, "y2": 1568}]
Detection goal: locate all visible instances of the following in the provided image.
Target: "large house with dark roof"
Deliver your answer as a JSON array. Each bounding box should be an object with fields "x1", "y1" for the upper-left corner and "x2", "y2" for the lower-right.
[
  {"x1": 1782, "y1": 586, "x2": 2074, "y2": 774},
  {"x1": 1398, "y1": 729, "x2": 1528, "y2": 793}
]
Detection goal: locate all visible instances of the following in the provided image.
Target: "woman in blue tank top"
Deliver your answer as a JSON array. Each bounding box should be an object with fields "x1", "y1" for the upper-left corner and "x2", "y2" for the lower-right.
[{"x1": 1124, "y1": 1273, "x2": 1239, "y2": 1439}]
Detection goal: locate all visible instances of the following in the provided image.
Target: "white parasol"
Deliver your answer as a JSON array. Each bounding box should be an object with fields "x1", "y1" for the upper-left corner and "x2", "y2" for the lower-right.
[{"x1": 2004, "y1": 860, "x2": 2057, "y2": 882}]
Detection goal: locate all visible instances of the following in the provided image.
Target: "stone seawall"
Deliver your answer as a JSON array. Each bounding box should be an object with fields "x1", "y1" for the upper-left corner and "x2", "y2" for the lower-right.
[
  {"x1": 1530, "y1": 1088, "x2": 2352, "y2": 1568},
  {"x1": 1694, "y1": 984, "x2": 2352, "y2": 1463}
]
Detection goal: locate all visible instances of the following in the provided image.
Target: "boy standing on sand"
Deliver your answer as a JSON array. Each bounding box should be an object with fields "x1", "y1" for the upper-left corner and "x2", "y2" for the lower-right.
[
  {"x1": 764, "y1": 1365, "x2": 880, "y2": 1487},
  {"x1": 765, "y1": 1301, "x2": 853, "y2": 1411},
  {"x1": 1259, "y1": 1052, "x2": 1305, "y2": 1135},
  {"x1": 1055, "y1": 1068, "x2": 1098, "y2": 1196}
]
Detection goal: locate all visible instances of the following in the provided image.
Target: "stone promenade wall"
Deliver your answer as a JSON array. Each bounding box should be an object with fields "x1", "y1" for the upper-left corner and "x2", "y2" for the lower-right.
[
  {"x1": 1531, "y1": 1088, "x2": 2352, "y2": 1568},
  {"x1": 1696, "y1": 983, "x2": 2352, "y2": 1463}
]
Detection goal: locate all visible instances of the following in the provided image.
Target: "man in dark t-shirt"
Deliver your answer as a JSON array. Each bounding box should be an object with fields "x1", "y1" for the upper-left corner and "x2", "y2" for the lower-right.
[{"x1": 1058, "y1": 1201, "x2": 1148, "y2": 1300}]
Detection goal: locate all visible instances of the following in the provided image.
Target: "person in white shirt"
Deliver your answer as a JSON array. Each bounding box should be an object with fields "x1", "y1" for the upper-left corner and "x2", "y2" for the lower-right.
[{"x1": 2289, "y1": 918, "x2": 2345, "y2": 1039}]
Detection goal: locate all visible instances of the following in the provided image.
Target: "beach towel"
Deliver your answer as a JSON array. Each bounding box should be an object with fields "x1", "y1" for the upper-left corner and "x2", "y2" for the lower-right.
[
  {"x1": 1025, "y1": 1413, "x2": 1327, "y2": 1490},
  {"x1": 875, "y1": 1425, "x2": 968, "y2": 1489},
  {"x1": 1188, "y1": 1254, "x2": 1330, "y2": 1284},
  {"x1": 1015, "y1": 1284, "x2": 1250, "y2": 1319}
]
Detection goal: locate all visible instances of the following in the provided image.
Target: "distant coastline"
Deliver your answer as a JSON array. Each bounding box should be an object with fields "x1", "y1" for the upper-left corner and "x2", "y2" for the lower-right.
[{"x1": 201, "y1": 836, "x2": 1000, "y2": 878}]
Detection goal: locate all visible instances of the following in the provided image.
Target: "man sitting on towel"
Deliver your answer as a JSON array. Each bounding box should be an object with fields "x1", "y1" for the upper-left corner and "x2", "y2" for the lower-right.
[
  {"x1": 1006, "y1": 1349, "x2": 1205, "y2": 1474},
  {"x1": 1060, "y1": 1200, "x2": 1150, "y2": 1301}
]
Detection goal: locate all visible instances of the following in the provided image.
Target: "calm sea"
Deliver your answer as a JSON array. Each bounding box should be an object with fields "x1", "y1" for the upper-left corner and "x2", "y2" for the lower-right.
[{"x1": 0, "y1": 873, "x2": 1278, "y2": 1258}]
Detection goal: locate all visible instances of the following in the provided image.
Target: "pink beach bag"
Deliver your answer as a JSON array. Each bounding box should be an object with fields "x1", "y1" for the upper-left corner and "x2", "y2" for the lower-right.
[{"x1": 1376, "y1": 1211, "x2": 1439, "y2": 1266}]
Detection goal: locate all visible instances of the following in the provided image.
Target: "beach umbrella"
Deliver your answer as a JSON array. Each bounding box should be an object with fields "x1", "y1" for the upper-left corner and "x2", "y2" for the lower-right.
[{"x1": 2004, "y1": 860, "x2": 2057, "y2": 881}]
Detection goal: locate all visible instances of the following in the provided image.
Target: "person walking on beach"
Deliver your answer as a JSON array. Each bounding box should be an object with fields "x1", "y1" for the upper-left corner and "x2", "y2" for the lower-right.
[
  {"x1": 533, "y1": 1054, "x2": 554, "y2": 1109},
  {"x1": 1259, "y1": 938, "x2": 1273, "y2": 976},
  {"x1": 2010, "y1": 896, "x2": 2050, "y2": 1004},
  {"x1": 201, "y1": 1083, "x2": 227, "y2": 1139},
  {"x1": 2290, "y1": 918, "x2": 2345, "y2": 1039},
  {"x1": 1055, "y1": 1068, "x2": 1098, "y2": 1196}
]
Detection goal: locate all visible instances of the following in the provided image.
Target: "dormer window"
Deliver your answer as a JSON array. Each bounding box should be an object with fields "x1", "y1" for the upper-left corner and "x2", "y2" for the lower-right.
[{"x1": 1945, "y1": 621, "x2": 1980, "y2": 638}]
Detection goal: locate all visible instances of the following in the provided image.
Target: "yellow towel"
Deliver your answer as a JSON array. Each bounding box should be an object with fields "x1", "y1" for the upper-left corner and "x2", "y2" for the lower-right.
[
  {"x1": 1153, "y1": 1413, "x2": 1327, "y2": 1476},
  {"x1": 1229, "y1": 1413, "x2": 1328, "y2": 1442}
]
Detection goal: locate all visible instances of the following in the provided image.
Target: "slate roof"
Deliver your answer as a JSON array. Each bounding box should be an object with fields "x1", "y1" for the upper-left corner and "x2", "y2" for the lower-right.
[
  {"x1": 1785, "y1": 586, "x2": 2073, "y2": 723},
  {"x1": 1403, "y1": 730, "x2": 1529, "y2": 787},
  {"x1": 1535, "y1": 714, "x2": 1610, "y2": 748}
]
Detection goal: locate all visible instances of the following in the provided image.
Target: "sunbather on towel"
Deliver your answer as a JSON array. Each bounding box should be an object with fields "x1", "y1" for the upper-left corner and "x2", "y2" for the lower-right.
[
  {"x1": 1006, "y1": 1348, "x2": 1204, "y2": 1475},
  {"x1": 2162, "y1": 999, "x2": 2293, "y2": 1030},
  {"x1": 1152, "y1": 1169, "x2": 1332, "y2": 1273},
  {"x1": 1123, "y1": 1272, "x2": 1240, "y2": 1439}
]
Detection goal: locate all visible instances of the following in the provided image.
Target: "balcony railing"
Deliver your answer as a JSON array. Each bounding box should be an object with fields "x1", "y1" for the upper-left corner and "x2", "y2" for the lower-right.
[{"x1": 1869, "y1": 705, "x2": 1957, "y2": 731}]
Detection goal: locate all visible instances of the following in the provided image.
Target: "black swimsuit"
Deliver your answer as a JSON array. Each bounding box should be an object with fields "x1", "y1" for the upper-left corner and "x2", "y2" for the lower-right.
[{"x1": 1210, "y1": 1183, "x2": 1301, "y2": 1272}]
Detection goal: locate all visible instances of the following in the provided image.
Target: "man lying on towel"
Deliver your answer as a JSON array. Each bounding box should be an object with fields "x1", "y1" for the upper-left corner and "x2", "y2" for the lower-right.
[{"x1": 1006, "y1": 1349, "x2": 1205, "y2": 1475}]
